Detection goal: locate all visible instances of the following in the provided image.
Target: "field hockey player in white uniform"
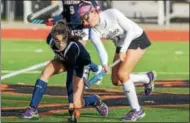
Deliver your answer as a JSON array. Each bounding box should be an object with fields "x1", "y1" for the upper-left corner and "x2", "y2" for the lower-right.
[{"x1": 78, "y1": 3, "x2": 156, "y2": 121}]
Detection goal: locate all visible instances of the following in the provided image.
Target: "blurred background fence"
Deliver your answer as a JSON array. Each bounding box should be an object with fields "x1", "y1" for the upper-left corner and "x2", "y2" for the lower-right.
[{"x1": 1, "y1": 0, "x2": 189, "y2": 26}]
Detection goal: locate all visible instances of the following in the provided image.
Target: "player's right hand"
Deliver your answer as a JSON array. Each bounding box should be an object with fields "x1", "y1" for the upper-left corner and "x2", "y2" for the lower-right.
[
  {"x1": 45, "y1": 18, "x2": 54, "y2": 26},
  {"x1": 102, "y1": 65, "x2": 109, "y2": 73}
]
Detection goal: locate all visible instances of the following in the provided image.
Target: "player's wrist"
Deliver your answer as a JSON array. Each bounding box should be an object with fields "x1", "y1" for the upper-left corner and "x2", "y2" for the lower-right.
[{"x1": 102, "y1": 64, "x2": 109, "y2": 73}]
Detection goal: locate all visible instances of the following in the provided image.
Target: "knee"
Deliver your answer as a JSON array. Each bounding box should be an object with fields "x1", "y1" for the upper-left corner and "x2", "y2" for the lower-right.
[
  {"x1": 111, "y1": 74, "x2": 121, "y2": 86},
  {"x1": 40, "y1": 70, "x2": 53, "y2": 82},
  {"x1": 112, "y1": 80, "x2": 121, "y2": 86},
  {"x1": 118, "y1": 71, "x2": 130, "y2": 82}
]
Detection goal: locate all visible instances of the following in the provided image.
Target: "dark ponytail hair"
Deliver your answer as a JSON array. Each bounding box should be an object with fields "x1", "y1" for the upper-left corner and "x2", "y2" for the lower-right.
[{"x1": 51, "y1": 19, "x2": 69, "y2": 37}]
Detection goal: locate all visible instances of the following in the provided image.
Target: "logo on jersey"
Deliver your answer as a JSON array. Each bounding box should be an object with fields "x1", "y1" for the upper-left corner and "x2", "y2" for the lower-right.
[
  {"x1": 64, "y1": 0, "x2": 80, "y2": 5},
  {"x1": 71, "y1": 30, "x2": 87, "y2": 38},
  {"x1": 102, "y1": 29, "x2": 120, "y2": 39}
]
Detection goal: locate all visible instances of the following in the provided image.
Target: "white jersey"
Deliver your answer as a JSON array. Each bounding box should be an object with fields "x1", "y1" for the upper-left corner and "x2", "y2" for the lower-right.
[{"x1": 90, "y1": 9, "x2": 143, "y2": 66}]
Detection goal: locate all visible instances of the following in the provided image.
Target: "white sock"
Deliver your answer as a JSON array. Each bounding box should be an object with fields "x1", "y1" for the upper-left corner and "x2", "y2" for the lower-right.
[
  {"x1": 130, "y1": 73, "x2": 149, "y2": 84},
  {"x1": 122, "y1": 79, "x2": 141, "y2": 111}
]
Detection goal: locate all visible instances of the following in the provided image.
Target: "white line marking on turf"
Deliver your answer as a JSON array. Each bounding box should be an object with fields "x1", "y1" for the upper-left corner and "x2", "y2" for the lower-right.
[
  {"x1": 2, "y1": 70, "x2": 41, "y2": 74},
  {"x1": 1, "y1": 61, "x2": 50, "y2": 80},
  {"x1": 34, "y1": 49, "x2": 44, "y2": 53},
  {"x1": 2, "y1": 49, "x2": 46, "y2": 52},
  {"x1": 175, "y1": 50, "x2": 184, "y2": 55}
]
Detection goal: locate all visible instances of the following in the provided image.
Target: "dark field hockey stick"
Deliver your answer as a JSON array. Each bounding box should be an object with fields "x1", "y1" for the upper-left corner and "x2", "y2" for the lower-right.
[
  {"x1": 27, "y1": 14, "x2": 46, "y2": 24},
  {"x1": 85, "y1": 59, "x2": 120, "y2": 89},
  {"x1": 27, "y1": 14, "x2": 82, "y2": 25}
]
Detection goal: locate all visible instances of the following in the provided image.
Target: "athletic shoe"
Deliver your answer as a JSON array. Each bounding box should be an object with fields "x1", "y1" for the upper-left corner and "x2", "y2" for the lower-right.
[
  {"x1": 121, "y1": 108, "x2": 145, "y2": 121},
  {"x1": 94, "y1": 95, "x2": 108, "y2": 116},
  {"x1": 145, "y1": 71, "x2": 157, "y2": 96},
  {"x1": 21, "y1": 107, "x2": 39, "y2": 119},
  {"x1": 95, "y1": 65, "x2": 103, "y2": 85}
]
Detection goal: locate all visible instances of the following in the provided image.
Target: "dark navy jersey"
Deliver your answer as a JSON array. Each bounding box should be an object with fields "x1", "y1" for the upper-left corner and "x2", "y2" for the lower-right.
[
  {"x1": 60, "y1": 0, "x2": 99, "y2": 30},
  {"x1": 50, "y1": 0, "x2": 99, "y2": 39},
  {"x1": 47, "y1": 34, "x2": 91, "y2": 69},
  {"x1": 61, "y1": 0, "x2": 82, "y2": 30}
]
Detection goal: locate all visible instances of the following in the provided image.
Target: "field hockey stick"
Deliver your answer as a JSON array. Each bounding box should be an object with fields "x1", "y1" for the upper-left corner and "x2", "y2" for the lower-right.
[
  {"x1": 27, "y1": 2, "x2": 60, "y2": 24},
  {"x1": 85, "y1": 59, "x2": 120, "y2": 89},
  {"x1": 27, "y1": 15, "x2": 82, "y2": 26},
  {"x1": 27, "y1": 14, "x2": 46, "y2": 24}
]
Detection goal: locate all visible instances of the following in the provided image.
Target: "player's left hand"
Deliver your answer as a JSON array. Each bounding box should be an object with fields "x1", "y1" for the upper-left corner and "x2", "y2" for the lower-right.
[
  {"x1": 119, "y1": 52, "x2": 126, "y2": 62},
  {"x1": 45, "y1": 18, "x2": 54, "y2": 26}
]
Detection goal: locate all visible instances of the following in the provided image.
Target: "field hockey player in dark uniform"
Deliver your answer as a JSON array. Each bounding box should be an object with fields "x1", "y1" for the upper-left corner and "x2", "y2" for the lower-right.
[
  {"x1": 22, "y1": 0, "x2": 102, "y2": 119},
  {"x1": 22, "y1": 20, "x2": 108, "y2": 119}
]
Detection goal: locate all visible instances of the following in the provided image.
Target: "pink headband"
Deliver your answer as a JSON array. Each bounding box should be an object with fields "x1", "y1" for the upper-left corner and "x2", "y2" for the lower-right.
[{"x1": 78, "y1": 5, "x2": 96, "y2": 15}]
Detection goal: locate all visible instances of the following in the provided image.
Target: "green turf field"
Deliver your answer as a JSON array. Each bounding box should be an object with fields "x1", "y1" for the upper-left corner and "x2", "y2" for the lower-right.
[
  {"x1": 1, "y1": 39, "x2": 189, "y2": 84},
  {"x1": 1, "y1": 39, "x2": 189, "y2": 122}
]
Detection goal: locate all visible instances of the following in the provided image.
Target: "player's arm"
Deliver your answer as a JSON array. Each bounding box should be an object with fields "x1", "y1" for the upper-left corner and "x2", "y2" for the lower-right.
[
  {"x1": 90, "y1": 29, "x2": 108, "y2": 70},
  {"x1": 65, "y1": 44, "x2": 80, "y2": 67}
]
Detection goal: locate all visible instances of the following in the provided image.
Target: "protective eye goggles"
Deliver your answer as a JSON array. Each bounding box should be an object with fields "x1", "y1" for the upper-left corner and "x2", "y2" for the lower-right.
[
  {"x1": 80, "y1": 5, "x2": 92, "y2": 21},
  {"x1": 53, "y1": 34, "x2": 68, "y2": 51},
  {"x1": 53, "y1": 35, "x2": 68, "y2": 44},
  {"x1": 79, "y1": 4, "x2": 96, "y2": 22}
]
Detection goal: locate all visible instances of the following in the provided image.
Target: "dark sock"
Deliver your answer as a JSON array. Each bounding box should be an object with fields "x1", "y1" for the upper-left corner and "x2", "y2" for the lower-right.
[
  {"x1": 29, "y1": 79, "x2": 47, "y2": 109},
  {"x1": 83, "y1": 95, "x2": 99, "y2": 107}
]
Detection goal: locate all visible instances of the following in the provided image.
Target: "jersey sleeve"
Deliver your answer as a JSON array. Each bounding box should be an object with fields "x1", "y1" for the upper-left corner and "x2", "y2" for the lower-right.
[
  {"x1": 90, "y1": 29, "x2": 108, "y2": 66},
  {"x1": 81, "y1": 28, "x2": 90, "y2": 41},
  {"x1": 64, "y1": 43, "x2": 80, "y2": 67},
  {"x1": 112, "y1": 9, "x2": 137, "y2": 52},
  {"x1": 52, "y1": 15, "x2": 64, "y2": 24}
]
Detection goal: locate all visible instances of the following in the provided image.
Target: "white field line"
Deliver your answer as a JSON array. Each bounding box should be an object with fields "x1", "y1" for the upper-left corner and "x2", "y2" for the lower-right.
[
  {"x1": 1, "y1": 70, "x2": 189, "y2": 75},
  {"x1": 1, "y1": 61, "x2": 50, "y2": 80},
  {"x1": 2, "y1": 70, "x2": 41, "y2": 74}
]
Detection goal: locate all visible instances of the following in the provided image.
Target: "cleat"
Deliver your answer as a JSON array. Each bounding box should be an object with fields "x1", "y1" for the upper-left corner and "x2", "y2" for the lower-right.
[
  {"x1": 121, "y1": 108, "x2": 145, "y2": 121},
  {"x1": 145, "y1": 71, "x2": 157, "y2": 96},
  {"x1": 94, "y1": 95, "x2": 108, "y2": 116},
  {"x1": 21, "y1": 107, "x2": 39, "y2": 119}
]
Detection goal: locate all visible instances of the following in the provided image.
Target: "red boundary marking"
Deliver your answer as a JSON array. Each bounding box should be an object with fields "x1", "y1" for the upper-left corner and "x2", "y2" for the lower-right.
[
  {"x1": 2, "y1": 29, "x2": 50, "y2": 40},
  {"x1": 145, "y1": 30, "x2": 189, "y2": 42},
  {"x1": 2, "y1": 28, "x2": 189, "y2": 41}
]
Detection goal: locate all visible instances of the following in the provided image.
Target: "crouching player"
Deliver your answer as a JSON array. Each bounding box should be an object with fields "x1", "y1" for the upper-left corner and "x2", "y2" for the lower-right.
[
  {"x1": 49, "y1": 20, "x2": 108, "y2": 117},
  {"x1": 21, "y1": 20, "x2": 108, "y2": 119},
  {"x1": 22, "y1": 1, "x2": 102, "y2": 119}
]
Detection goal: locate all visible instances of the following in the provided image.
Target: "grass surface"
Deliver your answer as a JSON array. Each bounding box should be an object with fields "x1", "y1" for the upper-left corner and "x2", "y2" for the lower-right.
[
  {"x1": 2, "y1": 40, "x2": 189, "y2": 85},
  {"x1": 1, "y1": 39, "x2": 189, "y2": 122}
]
